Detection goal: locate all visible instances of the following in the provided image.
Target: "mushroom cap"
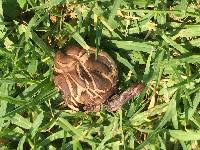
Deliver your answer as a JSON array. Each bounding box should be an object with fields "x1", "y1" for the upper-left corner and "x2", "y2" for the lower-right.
[{"x1": 54, "y1": 45, "x2": 118, "y2": 111}]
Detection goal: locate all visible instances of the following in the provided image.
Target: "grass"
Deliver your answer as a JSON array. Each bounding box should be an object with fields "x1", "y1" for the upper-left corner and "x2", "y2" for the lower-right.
[{"x1": 0, "y1": 0, "x2": 200, "y2": 149}]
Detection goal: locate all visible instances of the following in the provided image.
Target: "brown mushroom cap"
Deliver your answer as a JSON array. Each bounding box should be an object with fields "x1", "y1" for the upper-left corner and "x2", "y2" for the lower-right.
[{"x1": 53, "y1": 45, "x2": 118, "y2": 111}]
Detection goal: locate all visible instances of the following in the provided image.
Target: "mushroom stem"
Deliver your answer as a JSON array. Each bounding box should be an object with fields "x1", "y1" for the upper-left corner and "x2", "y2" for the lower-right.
[{"x1": 106, "y1": 83, "x2": 145, "y2": 112}]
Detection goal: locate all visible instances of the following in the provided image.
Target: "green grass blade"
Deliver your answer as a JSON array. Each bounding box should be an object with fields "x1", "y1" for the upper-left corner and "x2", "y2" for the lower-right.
[
  {"x1": 188, "y1": 91, "x2": 200, "y2": 120},
  {"x1": 30, "y1": 0, "x2": 67, "y2": 10},
  {"x1": 136, "y1": 96, "x2": 175, "y2": 149},
  {"x1": 0, "y1": 84, "x2": 9, "y2": 131},
  {"x1": 17, "y1": 135, "x2": 26, "y2": 150},
  {"x1": 116, "y1": 52, "x2": 135, "y2": 73},
  {"x1": 57, "y1": 117, "x2": 82, "y2": 136},
  {"x1": 190, "y1": 38, "x2": 200, "y2": 47},
  {"x1": 30, "y1": 111, "x2": 44, "y2": 138},
  {"x1": 37, "y1": 130, "x2": 67, "y2": 149},
  {"x1": 10, "y1": 113, "x2": 32, "y2": 129},
  {"x1": 96, "y1": 117, "x2": 118, "y2": 150},
  {"x1": 64, "y1": 23, "x2": 90, "y2": 50},
  {"x1": 169, "y1": 130, "x2": 200, "y2": 141},
  {"x1": 130, "y1": 103, "x2": 168, "y2": 126},
  {"x1": 108, "y1": 0, "x2": 121, "y2": 23},
  {"x1": 111, "y1": 40, "x2": 157, "y2": 53},
  {"x1": 95, "y1": 19, "x2": 102, "y2": 59},
  {"x1": 172, "y1": 27, "x2": 200, "y2": 39},
  {"x1": 31, "y1": 31, "x2": 52, "y2": 56},
  {"x1": 3, "y1": 89, "x2": 57, "y2": 118},
  {"x1": 161, "y1": 33, "x2": 189, "y2": 53},
  {"x1": 0, "y1": 95, "x2": 28, "y2": 105},
  {"x1": 0, "y1": 78, "x2": 38, "y2": 84}
]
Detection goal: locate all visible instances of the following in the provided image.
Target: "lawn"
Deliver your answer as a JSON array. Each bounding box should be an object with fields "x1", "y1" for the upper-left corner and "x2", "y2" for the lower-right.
[{"x1": 1, "y1": 0, "x2": 200, "y2": 149}]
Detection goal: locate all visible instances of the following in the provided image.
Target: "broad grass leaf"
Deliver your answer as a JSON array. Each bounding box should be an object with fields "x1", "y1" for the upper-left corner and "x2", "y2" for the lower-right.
[
  {"x1": 0, "y1": 84, "x2": 9, "y2": 131},
  {"x1": 0, "y1": 95, "x2": 27, "y2": 105},
  {"x1": 164, "y1": 54, "x2": 200, "y2": 66},
  {"x1": 72, "y1": 139, "x2": 83, "y2": 150},
  {"x1": 136, "y1": 97, "x2": 176, "y2": 149},
  {"x1": 169, "y1": 130, "x2": 200, "y2": 141},
  {"x1": 180, "y1": 0, "x2": 188, "y2": 14},
  {"x1": 37, "y1": 130, "x2": 68, "y2": 149},
  {"x1": 4, "y1": 37, "x2": 14, "y2": 49},
  {"x1": 102, "y1": 28, "x2": 122, "y2": 39},
  {"x1": 190, "y1": 38, "x2": 200, "y2": 48},
  {"x1": 143, "y1": 48, "x2": 154, "y2": 83},
  {"x1": 17, "y1": 0, "x2": 26, "y2": 9},
  {"x1": 130, "y1": 103, "x2": 168, "y2": 126},
  {"x1": 25, "y1": 14, "x2": 39, "y2": 41},
  {"x1": 154, "y1": 1, "x2": 167, "y2": 25},
  {"x1": 0, "y1": 78, "x2": 37, "y2": 84},
  {"x1": 188, "y1": 91, "x2": 200, "y2": 120},
  {"x1": 158, "y1": 134, "x2": 167, "y2": 150},
  {"x1": 95, "y1": 19, "x2": 102, "y2": 58},
  {"x1": 190, "y1": 112, "x2": 200, "y2": 129},
  {"x1": 28, "y1": 59, "x2": 38, "y2": 75},
  {"x1": 128, "y1": 13, "x2": 155, "y2": 34},
  {"x1": 96, "y1": 117, "x2": 118, "y2": 150},
  {"x1": 100, "y1": 17, "x2": 116, "y2": 32},
  {"x1": 93, "y1": 5, "x2": 117, "y2": 31},
  {"x1": 38, "y1": 114, "x2": 58, "y2": 132},
  {"x1": 10, "y1": 113, "x2": 32, "y2": 129},
  {"x1": 111, "y1": 40, "x2": 156, "y2": 53},
  {"x1": 3, "y1": 89, "x2": 57, "y2": 118},
  {"x1": 105, "y1": 141, "x2": 120, "y2": 150},
  {"x1": 17, "y1": 135, "x2": 26, "y2": 150},
  {"x1": 57, "y1": 117, "x2": 82, "y2": 136},
  {"x1": 23, "y1": 78, "x2": 50, "y2": 98},
  {"x1": 158, "y1": 97, "x2": 176, "y2": 127},
  {"x1": 30, "y1": 111, "x2": 44, "y2": 138},
  {"x1": 154, "y1": 48, "x2": 165, "y2": 87},
  {"x1": 116, "y1": 52, "x2": 135, "y2": 73},
  {"x1": 172, "y1": 27, "x2": 200, "y2": 39},
  {"x1": 0, "y1": 0, "x2": 3, "y2": 22},
  {"x1": 132, "y1": 0, "x2": 151, "y2": 7},
  {"x1": 156, "y1": 12, "x2": 166, "y2": 25},
  {"x1": 0, "y1": 47, "x2": 12, "y2": 57},
  {"x1": 31, "y1": 31, "x2": 52, "y2": 56},
  {"x1": 171, "y1": 92, "x2": 179, "y2": 129},
  {"x1": 108, "y1": 0, "x2": 121, "y2": 27},
  {"x1": 64, "y1": 23, "x2": 90, "y2": 50},
  {"x1": 31, "y1": 0, "x2": 67, "y2": 10},
  {"x1": 161, "y1": 33, "x2": 189, "y2": 53},
  {"x1": 109, "y1": 0, "x2": 121, "y2": 20}
]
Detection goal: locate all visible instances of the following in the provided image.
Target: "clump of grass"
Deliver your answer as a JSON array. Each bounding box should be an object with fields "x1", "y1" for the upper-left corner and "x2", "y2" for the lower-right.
[{"x1": 1, "y1": 0, "x2": 200, "y2": 149}]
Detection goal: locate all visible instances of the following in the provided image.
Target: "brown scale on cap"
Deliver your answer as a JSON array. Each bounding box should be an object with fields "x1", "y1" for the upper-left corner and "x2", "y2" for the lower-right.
[{"x1": 53, "y1": 45, "x2": 144, "y2": 112}]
